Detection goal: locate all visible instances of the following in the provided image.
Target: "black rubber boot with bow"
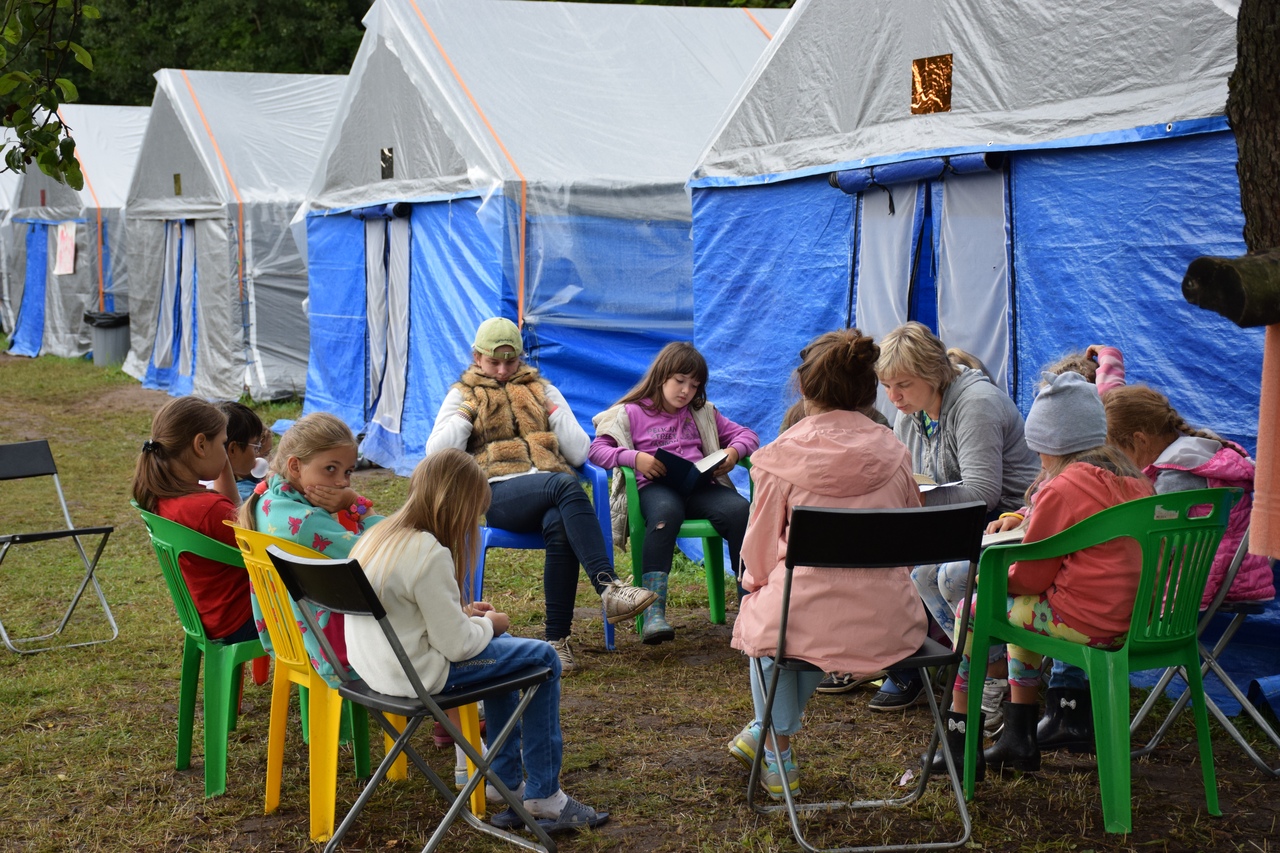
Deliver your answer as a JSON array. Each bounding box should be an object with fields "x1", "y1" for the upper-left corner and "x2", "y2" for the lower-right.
[
  {"x1": 984, "y1": 700, "x2": 1041, "y2": 772},
  {"x1": 1037, "y1": 687, "x2": 1095, "y2": 754},
  {"x1": 924, "y1": 710, "x2": 985, "y2": 782}
]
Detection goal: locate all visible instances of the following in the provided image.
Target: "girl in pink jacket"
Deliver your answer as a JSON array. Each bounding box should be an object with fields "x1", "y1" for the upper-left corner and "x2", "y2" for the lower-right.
[{"x1": 728, "y1": 328, "x2": 924, "y2": 800}]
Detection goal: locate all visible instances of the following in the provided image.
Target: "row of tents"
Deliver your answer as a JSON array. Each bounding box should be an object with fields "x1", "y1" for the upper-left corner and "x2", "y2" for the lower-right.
[{"x1": 0, "y1": 0, "x2": 1263, "y2": 476}]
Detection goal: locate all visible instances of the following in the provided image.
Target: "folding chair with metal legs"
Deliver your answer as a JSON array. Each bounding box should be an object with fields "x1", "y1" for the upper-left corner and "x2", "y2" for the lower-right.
[
  {"x1": 1130, "y1": 530, "x2": 1280, "y2": 775},
  {"x1": 267, "y1": 546, "x2": 560, "y2": 853},
  {"x1": 747, "y1": 501, "x2": 987, "y2": 853},
  {"x1": 0, "y1": 439, "x2": 116, "y2": 653}
]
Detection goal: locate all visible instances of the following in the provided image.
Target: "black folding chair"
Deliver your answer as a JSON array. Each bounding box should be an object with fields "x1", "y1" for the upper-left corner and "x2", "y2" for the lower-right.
[
  {"x1": 1130, "y1": 528, "x2": 1280, "y2": 775},
  {"x1": 0, "y1": 439, "x2": 116, "y2": 653},
  {"x1": 265, "y1": 546, "x2": 559, "y2": 853},
  {"x1": 749, "y1": 501, "x2": 986, "y2": 853}
]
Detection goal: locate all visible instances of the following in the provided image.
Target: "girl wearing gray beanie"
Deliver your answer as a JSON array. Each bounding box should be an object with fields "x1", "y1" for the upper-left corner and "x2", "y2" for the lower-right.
[{"x1": 938, "y1": 371, "x2": 1152, "y2": 781}]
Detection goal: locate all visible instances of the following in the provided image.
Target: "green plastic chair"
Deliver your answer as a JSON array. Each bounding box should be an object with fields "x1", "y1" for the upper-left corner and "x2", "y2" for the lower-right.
[
  {"x1": 621, "y1": 457, "x2": 751, "y2": 631},
  {"x1": 963, "y1": 487, "x2": 1240, "y2": 833},
  {"x1": 135, "y1": 503, "x2": 266, "y2": 798}
]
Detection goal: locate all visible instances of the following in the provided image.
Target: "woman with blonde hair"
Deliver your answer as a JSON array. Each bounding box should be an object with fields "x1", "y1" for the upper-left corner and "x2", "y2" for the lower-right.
[
  {"x1": 346, "y1": 449, "x2": 609, "y2": 834},
  {"x1": 872, "y1": 321, "x2": 1039, "y2": 710}
]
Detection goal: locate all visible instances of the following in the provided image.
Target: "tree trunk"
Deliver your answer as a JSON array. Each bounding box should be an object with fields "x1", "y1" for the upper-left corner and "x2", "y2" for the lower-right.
[
  {"x1": 1223, "y1": 0, "x2": 1280, "y2": 557},
  {"x1": 1182, "y1": 251, "x2": 1280, "y2": 327}
]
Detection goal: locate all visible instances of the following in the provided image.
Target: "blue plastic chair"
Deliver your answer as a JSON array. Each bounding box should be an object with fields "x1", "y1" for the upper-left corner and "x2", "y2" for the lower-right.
[{"x1": 470, "y1": 462, "x2": 616, "y2": 650}]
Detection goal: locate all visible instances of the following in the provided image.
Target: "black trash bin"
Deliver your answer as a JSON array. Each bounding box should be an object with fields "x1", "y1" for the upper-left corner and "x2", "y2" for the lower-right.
[{"x1": 83, "y1": 311, "x2": 130, "y2": 367}]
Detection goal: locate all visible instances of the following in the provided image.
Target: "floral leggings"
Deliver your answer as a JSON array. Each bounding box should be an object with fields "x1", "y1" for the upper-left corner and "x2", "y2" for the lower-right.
[{"x1": 953, "y1": 591, "x2": 1126, "y2": 694}]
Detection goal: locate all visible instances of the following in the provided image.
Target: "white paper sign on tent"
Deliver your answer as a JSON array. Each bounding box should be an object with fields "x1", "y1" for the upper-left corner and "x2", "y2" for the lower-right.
[{"x1": 53, "y1": 223, "x2": 76, "y2": 275}]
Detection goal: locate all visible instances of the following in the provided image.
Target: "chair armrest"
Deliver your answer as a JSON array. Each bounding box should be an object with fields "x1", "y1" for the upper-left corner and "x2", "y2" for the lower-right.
[{"x1": 578, "y1": 461, "x2": 613, "y2": 552}]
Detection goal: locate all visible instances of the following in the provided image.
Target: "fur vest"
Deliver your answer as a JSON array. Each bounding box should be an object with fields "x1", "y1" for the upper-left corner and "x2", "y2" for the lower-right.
[{"x1": 455, "y1": 365, "x2": 575, "y2": 479}]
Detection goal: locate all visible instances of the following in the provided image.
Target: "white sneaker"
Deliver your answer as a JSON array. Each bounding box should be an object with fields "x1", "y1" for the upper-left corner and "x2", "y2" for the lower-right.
[
  {"x1": 600, "y1": 578, "x2": 657, "y2": 624},
  {"x1": 982, "y1": 677, "x2": 1009, "y2": 737},
  {"x1": 548, "y1": 636, "x2": 576, "y2": 675}
]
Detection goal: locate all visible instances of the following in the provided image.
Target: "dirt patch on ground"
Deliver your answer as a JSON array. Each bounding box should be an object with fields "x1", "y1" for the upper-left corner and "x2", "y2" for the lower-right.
[{"x1": 81, "y1": 384, "x2": 172, "y2": 414}]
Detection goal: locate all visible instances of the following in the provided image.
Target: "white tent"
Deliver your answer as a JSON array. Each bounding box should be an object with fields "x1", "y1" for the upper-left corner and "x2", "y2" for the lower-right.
[
  {"x1": 123, "y1": 69, "x2": 346, "y2": 401},
  {"x1": 5, "y1": 105, "x2": 149, "y2": 358},
  {"x1": 298, "y1": 0, "x2": 786, "y2": 474},
  {"x1": 688, "y1": 0, "x2": 1262, "y2": 451}
]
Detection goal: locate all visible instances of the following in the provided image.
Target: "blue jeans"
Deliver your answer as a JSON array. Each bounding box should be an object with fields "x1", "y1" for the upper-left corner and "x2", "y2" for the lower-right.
[
  {"x1": 1049, "y1": 659, "x2": 1088, "y2": 690},
  {"x1": 911, "y1": 560, "x2": 970, "y2": 639},
  {"x1": 748, "y1": 656, "x2": 825, "y2": 738},
  {"x1": 637, "y1": 480, "x2": 750, "y2": 576},
  {"x1": 443, "y1": 634, "x2": 564, "y2": 800},
  {"x1": 487, "y1": 472, "x2": 615, "y2": 640}
]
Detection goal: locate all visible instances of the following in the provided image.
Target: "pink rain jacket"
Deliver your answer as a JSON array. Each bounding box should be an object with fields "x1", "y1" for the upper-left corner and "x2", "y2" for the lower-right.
[{"x1": 731, "y1": 409, "x2": 927, "y2": 675}]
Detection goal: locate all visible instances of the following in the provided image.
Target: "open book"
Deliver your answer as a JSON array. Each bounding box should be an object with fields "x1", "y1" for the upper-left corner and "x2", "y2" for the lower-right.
[
  {"x1": 913, "y1": 473, "x2": 963, "y2": 493},
  {"x1": 982, "y1": 526, "x2": 1026, "y2": 548},
  {"x1": 654, "y1": 447, "x2": 727, "y2": 496}
]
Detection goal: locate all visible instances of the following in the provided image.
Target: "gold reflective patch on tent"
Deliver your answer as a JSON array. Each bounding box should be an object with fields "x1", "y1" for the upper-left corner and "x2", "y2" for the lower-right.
[{"x1": 912, "y1": 54, "x2": 952, "y2": 115}]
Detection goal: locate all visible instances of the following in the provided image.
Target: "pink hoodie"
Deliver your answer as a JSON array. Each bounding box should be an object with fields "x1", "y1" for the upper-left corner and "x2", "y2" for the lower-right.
[{"x1": 731, "y1": 409, "x2": 927, "y2": 676}]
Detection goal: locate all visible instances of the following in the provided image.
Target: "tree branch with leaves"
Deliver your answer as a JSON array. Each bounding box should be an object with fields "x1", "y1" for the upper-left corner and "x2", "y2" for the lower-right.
[{"x1": 0, "y1": 0, "x2": 96, "y2": 190}]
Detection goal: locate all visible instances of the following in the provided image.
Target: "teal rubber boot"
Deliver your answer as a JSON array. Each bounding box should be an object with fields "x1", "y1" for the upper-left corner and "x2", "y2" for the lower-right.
[{"x1": 641, "y1": 572, "x2": 675, "y2": 645}]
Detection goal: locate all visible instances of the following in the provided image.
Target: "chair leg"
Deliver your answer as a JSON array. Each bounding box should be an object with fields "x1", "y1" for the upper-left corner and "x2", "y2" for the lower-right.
[
  {"x1": 264, "y1": 667, "x2": 292, "y2": 815},
  {"x1": 703, "y1": 536, "x2": 726, "y2": 625},
  {"x1": 348, "y1": 702, "x2": 371, "y2": 780},
  {"x1": 202, "y1": 648, "x2": 236, "y2": 798},
  {"x1": 1091, "y1": 657, "x2": 1134, "y2": 834},
  {"x1": 1181, "y1": 648, "x2": 1220, "y2": 816},
  {"x1": 177, "y1": 638, "x2": 201, "y2": 771},
  {"x1": 458, "y1": 703, "x2": 485, "y2": 819},
  {"x1": 252, "y1": 654, "x2": 271, "y2": 685},
  {"x1": 307, "y1": 677, "x2": 344, "y2": 843},
  {"x1": 384, "y1": 714, "x2": 408, "y2": 782}
]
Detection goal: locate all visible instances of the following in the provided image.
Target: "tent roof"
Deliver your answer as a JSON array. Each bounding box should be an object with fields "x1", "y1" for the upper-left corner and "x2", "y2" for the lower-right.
[
  {"x1": 11, "y1": 104, "x2": 149, "y2": 218},
  {"x1": 307, "y1": 0, "x2": 787, "y2": 212},
  {"x1": 691, "y1": 0, "x2": 1239, "y2": 186},
  {"x1": 129, "y1": 69, "x2": 346, "y2": 216}
]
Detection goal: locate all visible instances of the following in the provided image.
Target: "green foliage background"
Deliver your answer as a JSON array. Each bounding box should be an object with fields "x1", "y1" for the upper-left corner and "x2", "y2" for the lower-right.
[{"x1": 71, "y1": 0, "x2": 793, "y2": 107}]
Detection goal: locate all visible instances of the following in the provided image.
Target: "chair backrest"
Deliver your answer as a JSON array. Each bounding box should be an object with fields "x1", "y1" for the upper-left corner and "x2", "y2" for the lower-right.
[
  {"x1": 3, "y1": 440, "x2": 75, "y2": 530},
  {"x1": 267, "y1": 546, "x2": 439, "y2": 704},
  {"x1": 228, "y1": 524, "x2": 325, "y2": 673},
  {"x1": 136, "y1": 504, "x2": 246, "y2": 646},
  {"x1": 778, "y1": 501, "x2": 987, "y2": 663},
  {"x1": 785, "y1": 501, "x2": 987, "y2": 569},
  {"x1": 979, "y1": 488, "x2": 1240, "y2": 654}
]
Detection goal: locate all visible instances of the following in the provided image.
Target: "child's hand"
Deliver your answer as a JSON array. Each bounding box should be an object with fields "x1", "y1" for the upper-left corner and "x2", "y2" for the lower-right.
[
  {"x1": 985, "y1": 515, "x2": 1024, "y2": 535},
  {"x1": 307, "y1": 484, "x2": 359, "y2": 513},
  {"x1": 484, "y1": 610, "x2": 509, "y2": 636},
  {"x1": 1085, "y1": 344, "x2": 1108, "y2": 360},
  {"x1": 712, "y1": 446, "x2": 740, "y2": 477},
  {"x1": 635, "y1": 452, "x2": 666, "y2": 479},
  {"x1": 470, "y1": 600, "x2": 495, "y2": 615}
]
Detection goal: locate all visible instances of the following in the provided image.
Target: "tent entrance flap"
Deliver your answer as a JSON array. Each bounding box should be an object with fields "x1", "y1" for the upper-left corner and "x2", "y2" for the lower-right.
[
  {"x1": 143, "y1": 220, "x2": 199, "y2": 396},
  {"x1": 366, "y1": 215, "x2": 410, "y2": 435},
  {"x1": 9, "y1": 224, "x2": 50, "y2": 357}
]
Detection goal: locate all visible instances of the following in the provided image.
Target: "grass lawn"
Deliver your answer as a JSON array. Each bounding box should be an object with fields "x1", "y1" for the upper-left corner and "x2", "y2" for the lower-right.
[{"x1": 1, "y1": 351, "x2": 1278, "y2": 852}]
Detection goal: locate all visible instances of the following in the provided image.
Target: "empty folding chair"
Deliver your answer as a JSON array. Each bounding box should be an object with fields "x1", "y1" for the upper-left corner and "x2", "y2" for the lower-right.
[
  {"x1": 266, "y1": 546, "x2": 560, "y2": 853},
  {"x1": 749, "y1": 501, "x2": 987, "y2": 853},
  {"x1": 1131, "y1": 528, "x2": 1280, "y2": 776},
  {"x1": 0, "y1": 439, "x2": 116, "y2": 653}
]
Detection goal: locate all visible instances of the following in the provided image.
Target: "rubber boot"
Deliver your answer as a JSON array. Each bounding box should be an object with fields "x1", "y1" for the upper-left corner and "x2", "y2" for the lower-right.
[
  {"x1": 924, "y1": 710, "x2": 985, "y2": 782},
  {"x1": 1037, "y1": 687, "x2": 1095, "y2": 754},
  {"x1": 641, "y1": 572, "x2": 675, "y2": 645},
  {"x1": 984, "y1": 700, "x2": 1041, "y2": 772}
]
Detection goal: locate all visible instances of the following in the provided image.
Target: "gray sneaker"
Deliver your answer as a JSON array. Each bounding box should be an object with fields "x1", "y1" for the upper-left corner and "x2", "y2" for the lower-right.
[
  {"x1": 548, "y1": 637, "x2": 576, "y2": 675},
  {"x1": 982, "y1": 676, "x2": 1008, "y2": 737},
  {"x1": 600, "y1": 578, "x2": 658, "y2": 625}
]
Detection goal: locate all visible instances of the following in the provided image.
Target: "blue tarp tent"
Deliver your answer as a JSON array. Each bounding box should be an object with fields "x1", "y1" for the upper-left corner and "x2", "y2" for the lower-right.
[
  {"x1": 297, "y1": 0, "x2": 786, "y2": 475},
  {"x1": 688, "y1": 0, "x2": 1262, "y2": 454}
]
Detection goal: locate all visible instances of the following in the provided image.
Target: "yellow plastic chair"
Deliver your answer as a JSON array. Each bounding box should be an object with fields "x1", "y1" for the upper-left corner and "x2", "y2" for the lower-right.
[
  {"x1": 964, "y1": 488, "x2": 1239, "y2": 834},
  {"x1": 231, "y1": 525, "x2": 410, "y2": 840},
  {"x1": 621, "y1": 457, "x2": 751, "y2": 631}
]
